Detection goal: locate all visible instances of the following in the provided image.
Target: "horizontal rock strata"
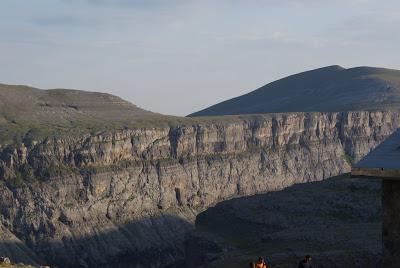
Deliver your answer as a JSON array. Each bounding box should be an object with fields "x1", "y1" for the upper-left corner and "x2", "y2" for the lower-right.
[{"x1": 0, "y1": 110, "x2": 399, "y2": 267}]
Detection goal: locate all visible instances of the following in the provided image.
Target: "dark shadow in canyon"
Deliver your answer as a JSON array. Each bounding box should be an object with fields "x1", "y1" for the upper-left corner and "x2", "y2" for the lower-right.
[
  {"x1": 0, "y1": 213, "x2": 193, "y2": 268},
  {"x1": 0, "y1": 175, "x2": 383, "y2": 268},
  {"x1": 194, "y1": 174, "x2": 383, "y2": 268}
]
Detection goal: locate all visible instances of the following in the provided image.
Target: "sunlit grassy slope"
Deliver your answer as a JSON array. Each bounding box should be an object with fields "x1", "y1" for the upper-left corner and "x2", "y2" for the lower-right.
[{"x1": 0, "y1": 84, "x2": 267, "y2": 144}]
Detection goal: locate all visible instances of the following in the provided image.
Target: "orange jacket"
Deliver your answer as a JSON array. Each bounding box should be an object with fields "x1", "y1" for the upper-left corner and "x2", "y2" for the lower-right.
[{"x1": 255, "y1": 261, "x2": 268, "y2": 268}]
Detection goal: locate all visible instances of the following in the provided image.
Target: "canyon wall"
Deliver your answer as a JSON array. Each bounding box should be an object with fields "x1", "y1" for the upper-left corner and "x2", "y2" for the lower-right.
[{"x1": 0, "y1": 110, "x2": 399, "y2": 267}]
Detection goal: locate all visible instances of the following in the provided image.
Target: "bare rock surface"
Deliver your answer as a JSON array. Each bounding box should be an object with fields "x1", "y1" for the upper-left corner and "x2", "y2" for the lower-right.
[
  {"x1": 0, "y1": 255, "x2": 47, "y2": 267},
  {"x1": 0, "y1": 109, "x2": 397, "y2": 267}
]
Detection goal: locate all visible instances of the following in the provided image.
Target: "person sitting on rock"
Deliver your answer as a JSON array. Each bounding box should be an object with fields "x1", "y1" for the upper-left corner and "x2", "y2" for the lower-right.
[
  {"x1": 255, "y1": 256, "x2": 268, "y2": 268},
  {"x1": 298, "y1": 255, "x2": 313, "y2": 268}
]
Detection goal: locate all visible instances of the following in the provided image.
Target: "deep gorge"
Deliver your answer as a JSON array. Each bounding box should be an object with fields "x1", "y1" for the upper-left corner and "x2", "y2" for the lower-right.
[{"x1": 0, "y1": 110, "x2": 399, "y2": 267}]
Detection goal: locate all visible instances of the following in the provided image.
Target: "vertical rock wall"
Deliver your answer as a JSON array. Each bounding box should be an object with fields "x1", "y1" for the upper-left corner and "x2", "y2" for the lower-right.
[{"x1": 0, "y1": 110, "x2": 399, "y2": 267}]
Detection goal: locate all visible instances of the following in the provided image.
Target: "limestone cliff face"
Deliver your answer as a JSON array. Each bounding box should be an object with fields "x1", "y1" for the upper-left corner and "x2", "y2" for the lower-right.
[{"x1": 0, "y1": 110, "x2": 399, "y2": 267}]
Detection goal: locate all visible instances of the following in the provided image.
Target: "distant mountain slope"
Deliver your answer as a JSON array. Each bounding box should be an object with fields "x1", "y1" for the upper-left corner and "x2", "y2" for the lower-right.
[
  {"x1": 189, "y1": 65, "x2": 400, "y2": 116},
  {"x1": 0, "y1": 84, "x2": 260, "y2": 145},
  {"x1": 0, "y1": 84, "x2": 162, "y2": 143},
  {"x1": 0, "y1": 83, "x2": 153, "y2": 122}
]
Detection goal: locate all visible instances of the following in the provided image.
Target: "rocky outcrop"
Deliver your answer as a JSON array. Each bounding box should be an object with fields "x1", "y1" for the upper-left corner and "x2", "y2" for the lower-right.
[
  {"x1": 0, "y1": 110, "x2": 399, "y2": 267},
  {"x1": 0, "y1": 255, "x2": 49, "y2": 267}
]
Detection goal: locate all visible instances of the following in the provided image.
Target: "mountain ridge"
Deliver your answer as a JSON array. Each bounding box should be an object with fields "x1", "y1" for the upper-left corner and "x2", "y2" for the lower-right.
[{"x1": 189, "y1": 65, "x2": 400, "y2": 116}]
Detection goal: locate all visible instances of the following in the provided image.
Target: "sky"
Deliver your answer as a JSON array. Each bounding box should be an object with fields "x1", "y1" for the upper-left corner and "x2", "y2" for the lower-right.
[{"x1": 1, "y1": 0, "x2": 400, "y2": 116}]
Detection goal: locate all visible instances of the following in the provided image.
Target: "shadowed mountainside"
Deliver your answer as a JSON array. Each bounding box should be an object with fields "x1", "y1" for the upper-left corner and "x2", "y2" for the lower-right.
[
  {"x1": 0, "y1": 212, "x2": 192, "y2": 268},
  {"x1": 192, "y1": 175, "x2": 381, "y2": 268},
  {"x1": 189, "y1": 65, "x2": 400, "y2": 116}
]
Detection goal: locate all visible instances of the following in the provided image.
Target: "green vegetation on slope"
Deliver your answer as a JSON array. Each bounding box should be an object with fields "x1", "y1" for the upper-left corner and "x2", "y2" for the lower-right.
[
  {"x1": 3, "y1": 65, "x2": 400, "y2": 144},
  {"x1": 0, "y1": 84, "x2": 270, "y2": 145}
]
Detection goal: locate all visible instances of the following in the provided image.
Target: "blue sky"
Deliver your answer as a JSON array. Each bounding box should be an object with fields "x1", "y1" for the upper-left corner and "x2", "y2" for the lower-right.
[{"x1": 1, "y1": 0, "x2": 399, "y2": 115}]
